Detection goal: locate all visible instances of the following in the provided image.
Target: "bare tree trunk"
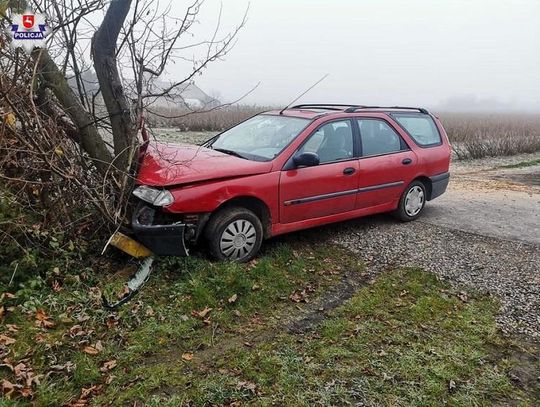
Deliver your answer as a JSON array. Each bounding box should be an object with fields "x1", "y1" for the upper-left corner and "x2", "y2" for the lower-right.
[
  {"x1": 8, "y1": 0, "x2": 114, "y2": 174},
  {"x1": 32, "y1": 49, "x2": 113, "y2": 173},
  {"x1": 91, "y1": 0, "x2": 135, "y2": 173}
]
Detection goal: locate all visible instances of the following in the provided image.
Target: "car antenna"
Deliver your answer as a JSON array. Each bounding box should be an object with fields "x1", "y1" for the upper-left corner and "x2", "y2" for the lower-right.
[{"x1": 279, "y1": 73, "x2": 329, "y2": 115}]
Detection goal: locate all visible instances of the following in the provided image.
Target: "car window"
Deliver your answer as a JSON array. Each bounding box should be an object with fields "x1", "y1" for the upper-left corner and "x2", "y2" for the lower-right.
[
  {"x1": 211, "y1": 115, "x2": 310, "y2": 161},
  {"x1": 391, "y1": 113, "x2": 441, "y2": 146},
  {"x1": 357, "y1": 119, "x2": 406, "y2": 156},
  {"x1": 299, "y1": 120, "x2": 354, "y2": 164}
]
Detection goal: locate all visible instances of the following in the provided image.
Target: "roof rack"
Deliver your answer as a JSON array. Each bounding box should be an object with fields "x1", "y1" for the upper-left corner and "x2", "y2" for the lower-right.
[
  {"x1": 290, "y1": 104, "x2": 362, "y2": 111},
  {"x1": 344, "y1": 106, "x2": 429, "y2": 114},
  {"x1": 289, "y1": 104, "x2": 429, "y2": 114}
]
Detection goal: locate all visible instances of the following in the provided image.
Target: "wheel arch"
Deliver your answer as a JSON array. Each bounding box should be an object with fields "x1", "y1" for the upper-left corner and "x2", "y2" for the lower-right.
[
  {"x1": 212, "y1": 195, "x2": 272, "y2": 239},
  {"x1": 413, "y1": 176, "x2": 433, "y2": 200}
]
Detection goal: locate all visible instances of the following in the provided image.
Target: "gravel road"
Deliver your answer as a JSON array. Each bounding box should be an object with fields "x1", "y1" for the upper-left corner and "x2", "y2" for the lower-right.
[{"x1": 331, "y1": 153, "x2": 540, "y2": 339}]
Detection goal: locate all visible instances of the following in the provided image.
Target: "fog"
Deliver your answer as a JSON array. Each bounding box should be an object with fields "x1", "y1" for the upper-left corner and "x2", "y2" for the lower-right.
[{"x1": 168, "y1": 0, "x2": 540, "y2": 111}]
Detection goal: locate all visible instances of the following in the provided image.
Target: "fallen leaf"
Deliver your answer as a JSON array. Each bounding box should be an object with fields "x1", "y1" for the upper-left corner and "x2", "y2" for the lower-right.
[
  {"x1": 69, "y1": 384, "x2": 102, "y2": 407},
  {"x1": 116, "y1": 286, "x2": 130, "y2": 300},
  {"x1": 35, "y1": 309, "x2": 48, "y2": 321},
  {"x1": 289, "y1": 290, "x2": 306, "y2": 303},
  {"x1": 106, "y1": 316, "x2": 118, "y2": 329},
  {"x1": 181, "y1": 353, "x2": 194, "y2": 361},
  {"x1": 0, "y1": 334, "x2": 16, "y2": 345},
  {"x1": 68, "y1": 325, "x2": 84, "y2": 338},
  {"x1": 52, "y1": 280, "x2": 62, "y2": 292},
  {"x1": 236, "y1": 380, "x2": 258, "y2": 394},
  {"x1": 457, "y1": 291, "x2": 468, "y2": 303},
  {"x1": 13, "y1": 362, "x2": 27, "y2": 377},
  {"x1": 1, "y1": 379, "x2": 16, "y2": 399},
  {"x1": 35, "y1": 309, "x2": 55, "y2": 329},
  {"x1": 191, "y1": 307, "x2": 212, "y2": 319},
  {"x1": 100, "y1": 359, "x2": 117, "y2": 372},
  {"x1": 94, "y1": 341, "x2": 103, "y2": 352},
  {"x1": 228, "y1": 294, "x2": 238, "y2": 303},
  {"x1": 83, "y1": 346, "x2": 100, "y2": 355},
  {"x1": 77, "y1": 314, "x2": 90, "y2": 323},
  {"x1": 46, "y1": 362, "x2": 75, "y2": 376},
  {"x1": 35, "y1": 333, "x2": 46, "y2": 343},
  {"x1": 6, "y1": 324, "x2": 19, "y2": 333}
]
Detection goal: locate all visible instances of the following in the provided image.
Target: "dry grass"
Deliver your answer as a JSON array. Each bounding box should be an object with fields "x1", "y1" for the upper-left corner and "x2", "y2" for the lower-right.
[
  {"x1": 149, "y1": 106, "x2": 540, "y2": 160},
  {"x1": 148, "y1": 105, "x2": 272, "y2": 132},
  {"x1": 438, "y1": 112, "x2": 540, "y2": 160}
]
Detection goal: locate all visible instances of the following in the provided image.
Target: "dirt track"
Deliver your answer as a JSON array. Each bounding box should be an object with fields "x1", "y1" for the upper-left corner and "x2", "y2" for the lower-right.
[{"x1": 422, "y1": 155, "x2": 540, "y2": 245}]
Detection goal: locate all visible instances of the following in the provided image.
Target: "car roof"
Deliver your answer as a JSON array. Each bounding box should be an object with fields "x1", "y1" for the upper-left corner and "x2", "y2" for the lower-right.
[{"x1": 263, "y1": 104, "x2": 430, "y2": 120}]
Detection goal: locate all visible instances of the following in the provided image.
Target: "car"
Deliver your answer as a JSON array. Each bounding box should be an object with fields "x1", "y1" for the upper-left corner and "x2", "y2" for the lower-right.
[{"x1": 132, "y1": 104, "x2": 451, "y2": 262}]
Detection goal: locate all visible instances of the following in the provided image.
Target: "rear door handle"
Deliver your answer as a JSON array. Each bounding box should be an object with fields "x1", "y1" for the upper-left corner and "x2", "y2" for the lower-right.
[
  {"x1": 343, "y1": 167, "x2": 356, "y2": 175},
  {"x1": 402, "y1": 158, "x2": 412, "y2": 165}
]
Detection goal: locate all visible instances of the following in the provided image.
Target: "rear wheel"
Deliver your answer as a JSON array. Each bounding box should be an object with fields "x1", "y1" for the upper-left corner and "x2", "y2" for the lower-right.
[
  {"x1": 205, "y1": 207, "x2": 263, "y2": 262},
  {"x1": 394, "y1": 181, "x2": 426, "y2": 221}
]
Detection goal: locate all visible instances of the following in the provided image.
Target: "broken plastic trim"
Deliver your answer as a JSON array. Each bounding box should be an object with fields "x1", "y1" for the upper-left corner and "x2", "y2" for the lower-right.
[{"x1": 102, "y1": 257, "x2": 154, "y2": 310}]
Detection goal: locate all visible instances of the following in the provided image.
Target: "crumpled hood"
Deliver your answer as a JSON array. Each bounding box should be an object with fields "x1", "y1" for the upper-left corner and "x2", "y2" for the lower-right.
[{"x1": 136, "y1": 142, "x2": 273, "y2": 187}]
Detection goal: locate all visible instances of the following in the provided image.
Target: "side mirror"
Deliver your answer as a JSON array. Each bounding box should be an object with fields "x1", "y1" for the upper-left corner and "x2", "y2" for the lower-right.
[{"x1": 293, "y1": 152, "x2": 320, "y2": 167}]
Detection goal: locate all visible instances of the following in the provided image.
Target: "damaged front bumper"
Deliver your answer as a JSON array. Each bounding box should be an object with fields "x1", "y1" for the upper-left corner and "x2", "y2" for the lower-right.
[{"x1": 131, "y1": 204, "x2": 190, "y2": 256}]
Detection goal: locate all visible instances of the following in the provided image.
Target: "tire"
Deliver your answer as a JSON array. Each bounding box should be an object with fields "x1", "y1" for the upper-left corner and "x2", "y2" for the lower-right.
[
  {"x1": 204, "y1": 207, "x2": 263, "y2": 262},
  {"x1": 393, "y1": 180, "x2": 427, "y2": 222}
]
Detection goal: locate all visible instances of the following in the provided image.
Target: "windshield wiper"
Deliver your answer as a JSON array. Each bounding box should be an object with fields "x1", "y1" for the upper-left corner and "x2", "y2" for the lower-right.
[{"x1": 212, "y1": 147, "x2": 248, "y2": 160}]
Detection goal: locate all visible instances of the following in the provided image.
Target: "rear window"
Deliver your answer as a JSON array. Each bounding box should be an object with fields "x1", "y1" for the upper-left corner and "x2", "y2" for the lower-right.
[{"x1": 391, "y1": 113, "x2": 441, "y2": 147}]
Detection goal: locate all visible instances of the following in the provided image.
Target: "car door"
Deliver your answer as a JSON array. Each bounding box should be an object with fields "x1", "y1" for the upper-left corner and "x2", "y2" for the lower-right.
[
  {"x1": 279, "y1": 120, "x2": 359, "y2": 224},
  {"x1": 355, "y1": 118, "x2": 418, "y2": 209}
]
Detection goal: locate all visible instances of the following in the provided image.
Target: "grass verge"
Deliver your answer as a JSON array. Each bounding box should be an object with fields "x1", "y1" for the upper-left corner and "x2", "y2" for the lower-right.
[
  {"x1": 1, "y1": 244, "x2": 538, "y2": 406},
  {"x1": 501, "y1": 158, "x2": 540, "y2": 169}
]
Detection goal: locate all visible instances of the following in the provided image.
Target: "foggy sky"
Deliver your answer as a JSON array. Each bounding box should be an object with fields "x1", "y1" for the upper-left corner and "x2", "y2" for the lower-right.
[{"x1": 169, "y1": 0, "x2": 540, "y2": 111}]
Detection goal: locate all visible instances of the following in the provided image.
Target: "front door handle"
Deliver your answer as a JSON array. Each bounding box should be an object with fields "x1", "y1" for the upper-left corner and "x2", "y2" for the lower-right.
[
  {"x1": 402, "y1": 158, "x2": 412, "y2": 165},
  {"x1": 343, "y1": 167, "x2": 356, "y2": 175}
]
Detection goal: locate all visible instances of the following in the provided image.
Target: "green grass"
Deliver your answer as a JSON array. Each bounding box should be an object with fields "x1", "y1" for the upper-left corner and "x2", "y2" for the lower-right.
[
  {"x1": 179, "y1": 268, "x2": 537, "y2": 406},
  {"x1": 1, "y1": 243, "x2": 538, "y2": 406},
  {"x1": 0, "y1": 240, "x2": 361, "y2": 405},
  {"x1": 501, "y1": 158, "x2": 540, "y2": 169}
]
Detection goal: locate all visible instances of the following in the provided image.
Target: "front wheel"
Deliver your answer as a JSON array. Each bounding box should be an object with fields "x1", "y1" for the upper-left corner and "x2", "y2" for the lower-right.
[
  {"x1": 204, "y1": 207, "x2": 263, "y2": 262},
  {"x1": 393, "y1": 181, "x2": 427, "y2": 221}
]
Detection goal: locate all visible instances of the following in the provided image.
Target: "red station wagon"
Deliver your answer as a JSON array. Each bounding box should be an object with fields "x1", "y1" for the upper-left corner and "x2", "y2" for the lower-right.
[{"x1": 132, "y1": 104, "x2": 451, "y2": 261}]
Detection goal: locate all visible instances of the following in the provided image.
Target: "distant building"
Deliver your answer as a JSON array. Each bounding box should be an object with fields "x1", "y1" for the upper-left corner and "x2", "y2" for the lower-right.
[
  {"x1": 173, "y1": 83, "x2": 221, "y2": 109},
  {"x1": 67, "y1": 70, "x2": 220, "y2": 109}
]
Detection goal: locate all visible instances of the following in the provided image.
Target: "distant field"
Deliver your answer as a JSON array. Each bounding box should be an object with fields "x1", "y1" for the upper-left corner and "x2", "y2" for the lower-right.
[
  {"x1": 150, "y1": 128, "x2": 214, "y2": 145},
  {"x1": 439, "y1": 112, "x2": 540, "y2": 160},
  {"x1": 148, "y1": 107, "x2": 540, "y2": 160}
]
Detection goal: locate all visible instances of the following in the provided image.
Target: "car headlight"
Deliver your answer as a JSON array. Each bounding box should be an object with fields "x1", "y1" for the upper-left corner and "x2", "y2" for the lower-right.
[{"x1": 133, "y1": 186, "x2": 174, "y2": 206}]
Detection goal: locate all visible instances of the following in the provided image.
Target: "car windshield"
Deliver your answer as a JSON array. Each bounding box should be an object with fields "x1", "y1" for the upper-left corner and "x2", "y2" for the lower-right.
[{"x1": 209, "y1": 114, "x2": 310, "y2": 161}]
